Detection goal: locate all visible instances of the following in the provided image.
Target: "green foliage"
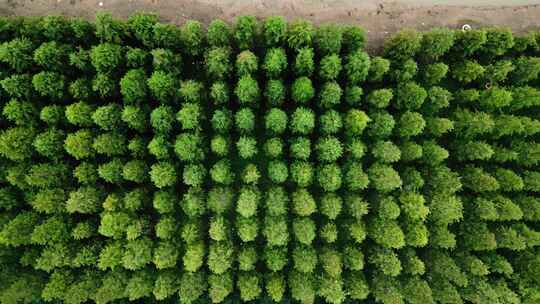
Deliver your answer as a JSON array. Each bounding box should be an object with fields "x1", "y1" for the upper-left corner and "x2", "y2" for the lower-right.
[
  {"x1": 150, "y1": 162, "x2": 177, "y2": 188},
  {"x1": 235, "y1": 75, "x2": 260, "y2": 104},
  {"x1": 90, "y1": 43, "x2": 123, "y2": 73},
  {"x1": 292, "y1": 76, "x2": 315, "y2": 104},
  {"x1": 290, "y1": 107, "x2": 315, "y2": 135},
  {"x1": 120, "y1": 68, "x2": 147, "y2": 103},
  {"x1": 207, "y1": 19, "x2": 232, "y2": 47},
  {"x1": 180, "y1": 20, "x2": 204, "y2": 57},
  {"x1": 32, "y1": 71, "x2": 65, "y2": 100},
  {"x1": 315, "y1": 24, "x2": 343, "y2": 55},
  {"x1": 421, "y1": 27, "x2": 455, "y2": 60},
  {"x1": 234, "y1": 16, "x2": 258, "y2": 50},
  {"x1": 294, "y1": 47, "x2": 315, "y2": 76},
  {"x1": 0, "y1": 37, "x2": 34, "y2": 72},
  {"x1": 287, "y1": 19, "x2": 314, "y2": 51},
  {"x1": 384, "y1": 29, "x2": 422, "y2": 61},
  {"x1": 319, "y1": 54, "x2": 342, "y2": 81},
  {"x1": 263, "y1": 48, "x2": 287, "y2": 78},
  {"x1": 0, "y1": 18, "x2": 539, "y2": 304}
]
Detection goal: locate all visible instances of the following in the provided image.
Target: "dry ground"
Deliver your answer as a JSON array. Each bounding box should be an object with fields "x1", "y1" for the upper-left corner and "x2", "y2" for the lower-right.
[{"x1": 1, "y1": 0, "x2": 540, "y2": 50}]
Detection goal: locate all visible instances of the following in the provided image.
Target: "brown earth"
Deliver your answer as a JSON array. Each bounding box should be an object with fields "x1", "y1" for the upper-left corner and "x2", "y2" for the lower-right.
[{"x1": 1, "y1": 0, "x2": 540, "y2": 51}]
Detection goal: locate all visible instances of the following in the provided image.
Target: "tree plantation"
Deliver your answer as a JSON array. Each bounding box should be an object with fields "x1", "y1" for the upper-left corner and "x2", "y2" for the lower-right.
[{"x1": 0, "y1": 13, "x2": 540, "y2": 304}]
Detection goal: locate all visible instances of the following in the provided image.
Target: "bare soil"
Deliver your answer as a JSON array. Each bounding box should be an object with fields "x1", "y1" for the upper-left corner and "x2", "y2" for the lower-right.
[{"x1": 2, "y1": 0, "x2": 540, "y2": 51}]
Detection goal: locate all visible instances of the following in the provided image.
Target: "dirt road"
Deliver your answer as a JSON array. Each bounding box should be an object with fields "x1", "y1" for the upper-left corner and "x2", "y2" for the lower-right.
[{"x1": 1, "y1": 0, "x2": 540, "y2": 50}]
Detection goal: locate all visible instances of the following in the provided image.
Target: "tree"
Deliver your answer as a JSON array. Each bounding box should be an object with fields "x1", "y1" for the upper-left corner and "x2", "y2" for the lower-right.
[
  {"x1": 392, "y1": 58, "x2": 418, "y2": 82},
  {"x1": 207, "y1": 19, "x2": 232, "y2": 47},
  {"x1": 398, "y1": 111, "x2": 425, "y2": 137},
  {"x1": 319, "y1": 54, "x2": 342, "y2": 81},
  {"x1": 90, "y1": 43, "x2": 123, "y2": 73},
  {"x1": 92, "y1": 103, "x2": 123, "y2": 131},
  {"x1": 234, "y1": 16, "x2": 258, "y2": 50},
  {"x1": 345, "y1": 85, "x2": 363, "y2": 105},
  {"x1": 292, "y1": 188, "x2": 316, "y2": 216},
  {"x1": 290, "y1": 107, "x2": 315, "y2": 135},
  {"x1": 0, "y1": 211, "x2": 39, "y2": 246},
  {"x1": 235, "y1": 75, "x2": 260, "y2": 104},
  {"x1": 268, "y1": 160, "x2": 288, "y2": 184},
  {"x1": 263, "y1": 215, "x2": 288, "y2": 246},
  {"x1": 319, "y1": 110, "x2": 342, "y2": 135},
  {"x1": 344, "y1": 109, "x2": 370, "y2": 136},
  {"x1": 420, "y1": 28, "x2": 455, "y2": 60},
  {"x1": 367, "y1": 110, "x2": 395, "y2": 138},
  {"x1": 174, "y1": 133, "x2": 204, "y2": 162},
  {"x1": 148, "y1": 135, "x2": 172, "y2": 159},
  {"x1": 93, "y1": 132, "x2": 127, "y2": 156},
  {"x1": 481, "y1": 28, "x2": 514, "y2": 57},
  {"x1": 32, "y1": 71, "x2": 65, "y2": 100},
  {"x1": 66, "y1": 186, "x2": 105, "y2": 214},
  {"x1": 367, "y1": 89, "x2": 393, "y2": 109},
  {"x1": 205, "y1": 47, "x2": 231, "y2": 79},
  {"x1": 292, "y1": 77, "x2": 315, "y2": 104},
  {"x1": 369, "y1": 57, "x2": 390, "y2": 82},
  {"x1": 210, "y1": 160, "x2": 235, "y2": 185},
  {"x1": 266, "y1": 273, "x2": 286, "y2": 302},
  {"x1": 384, "y1": 29, "x2": 422, "y2": 61},
  {"x1": 64, "y1": 129, "x2": 95, "y2": 160},
  {"x1": 95, "y1": 12, "x2": 126, "y2": 43},
  {"x1": 122, "y1": 237, "x2": 153, "y2": 270},
  {"x1": 33, "y1": 41, "x2": 72, "y2": 71},
  {"x1": 287, "y1": 19, "x2": 314, "y2": 51},
  {"x1": 93, "y1": 72, "x2": 118, "y2": 97},
  {"x1": 177, "y1": 271, "x2": 206, "y2": 303},
  {"x1": 177, "y1": 103, "x2": 203, "y2": 131},
  {"x1": 293, "y1": 245, "x2": 317, "y2": 273},
  {"x1": 237, "y1": 136, "x2": 257, "y2": 159},
  {"x1": 423, "y1": 63, "x2": 449, "y2": 85},
  {"x1": 462, "y1": 166, "x2": 500, "y2": 192},
  {"x1": 396, "y1": 82, "x2": 427, "y2": 110},
  {"x1": 151, "y1": 48, "x2": 182, "y2": 74},
  {"x1": 346, "y1": 51, "x2": 370, "y2": 84},
  {"x1": 263, "y1": 16, "x2": 286, "y2": 46},
  {"x1": 369, "y1": 216, "x2": 405, "y2": 248},
  {"x1": 343, "y1": 25, "x2": 366, "y2": 52},
  {"x1": 316, "y1": 136, "x2": 343, "y2": 162},
  {"x1": 294, "y1": 47, "x2": 314, "y2": 76},
  {"x1": 315, "y1": 23, "x2": 342, "y2": 55},
  {"x1": 511, "y1": 56, "x2": 540, "y2": 84},
  {"x1": 265, "y1": 186, "x2": 289, "y2": 216},
  {"x1": 147, "y1": 71, "x2": 176, "y2": 105},
  {"x1": 263, "y1": 48, "x2": 287, "y2": 78},
  {"x1": 120, "y1": 69, "x2": 147, "y2": 103},
  {"x1": 238, "y1": 272, "x2": 262, "y2": 301},
  {"x1": 208, "y1": 241, "x2": 234, "y2": 274},
  {"x1": 208, "y1": 272, "x2": 233, "y2": 303},
  {"x1": 0, "y1": 37, "x2": 34, "y2": 72},
  {"x1": 344, "y1": 162, "x2": 369, "y2": 191},
  {"x1": 0, "y1": 74, "x2": 33, "y2": 100},
  {"x1": 368, "y1": 163, "x2": 402, "y2": 193},
  {"x1": 372, "y1": 141, "x2": 401, "y2": 163},
  {"x1": 290, "y1": 136, "x2": 311, "y2": 160},
  {"x1": 452, "y1": 60, "x2": 485, "y2": 83},
  {"x1": 319, "y1": 81, "x2": 342, "y2": 109},
  {"x1": 180, "y1": 20, "x2": 204, "y2": 57},
  {"x1": 179, "y1": 80, "x2": 203, "y2": 103},
  {"x1": 263, "y1": 137, "x2": 282, "y2": 159},
  {"x1": 150, "y1": 162, "x2": 177, "y2": 188},
  {"x1": 293, "y1": 217, "x2": 316, "y2": 245},
  {"x1": 318, "y1": 163, "x2": 342, "y2": 191},
  {"x1": 98, "y1": 158, "x2": 124, "y2": 184}
]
